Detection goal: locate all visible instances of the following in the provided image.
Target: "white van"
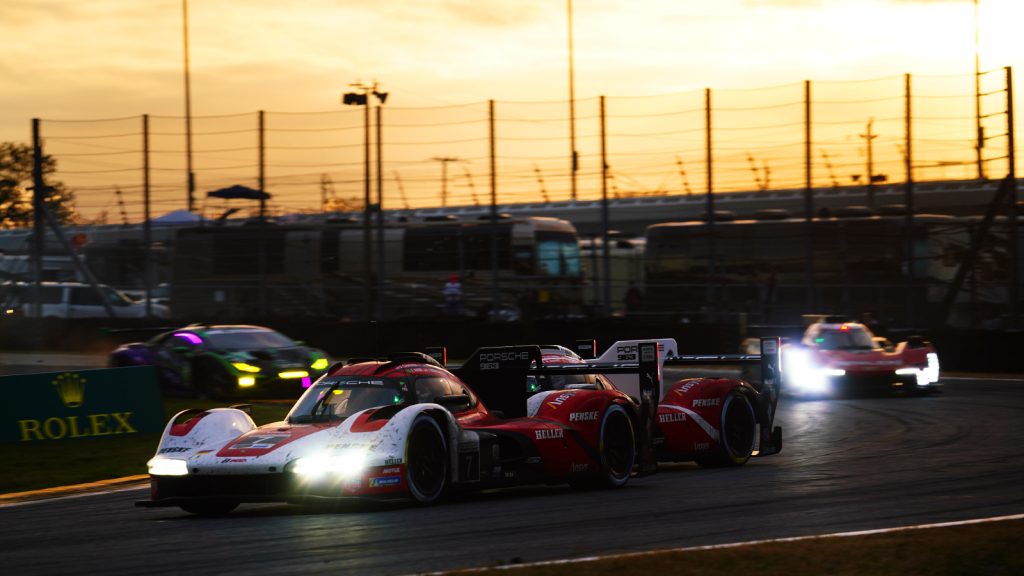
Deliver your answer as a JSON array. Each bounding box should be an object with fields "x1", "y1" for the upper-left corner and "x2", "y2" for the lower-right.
[{"x1": 2, "y1": 282, "x2": 169, "y2": 318}]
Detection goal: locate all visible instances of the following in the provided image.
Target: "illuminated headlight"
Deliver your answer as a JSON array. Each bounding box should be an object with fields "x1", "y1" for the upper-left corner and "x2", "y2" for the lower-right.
[
  {"x1": 784, "y1": 349, "x2": 841, "y2": 394},
  {"x1": 147, "y1": 457, "x2": 189, "y2": 476},
  {"x1": 232, "y1": 362, "x2": 261, "y2": 373},
  {"x1": 238, "y1": 376, "x2": 256, "y2": 387},
  {"x1": 925, "y1": 353, "x2": 940, "y2": 385},
  {"x1": 279, "y1": 370, "x2": 309, "y2": 379},
  {"x1": 310, "y1": 358, "x2": 329, "y2": 371},
  {"x1": 292, "y1": 450, "x2": 367, "y2": 480}
]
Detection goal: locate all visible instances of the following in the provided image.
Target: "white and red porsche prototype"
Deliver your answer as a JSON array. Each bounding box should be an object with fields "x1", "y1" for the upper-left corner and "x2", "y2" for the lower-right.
[{"x1": 781, "y1": 320, "x2": 940, "y2": 397}]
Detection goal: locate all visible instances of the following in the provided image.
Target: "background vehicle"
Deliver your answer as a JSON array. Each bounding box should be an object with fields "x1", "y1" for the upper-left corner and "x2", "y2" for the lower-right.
[
  {"x1": 1, "y1": 281, "x2": 169, "y2": 318},
  {"x1": 109, "y1": 324, "x2": 329, "y2": 399},
  {"x1": 137, "y1": 346, "x2": 660, "y2": 514},
  {"x1": 781, "y1": 317, "x2": 940, "y2": 397}
]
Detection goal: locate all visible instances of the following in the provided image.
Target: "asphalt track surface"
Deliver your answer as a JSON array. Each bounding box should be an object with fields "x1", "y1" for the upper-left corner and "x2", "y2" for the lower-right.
[{"x1": 2, "y1": 376, "x2": 1022, "y2": 575}]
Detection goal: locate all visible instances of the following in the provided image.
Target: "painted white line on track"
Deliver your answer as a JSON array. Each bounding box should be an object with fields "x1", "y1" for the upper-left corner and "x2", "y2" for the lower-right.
[
  {"x1": 0, "y1": 483, "x2": 148, "y2": 509},
  {"x1": 942, "y1": 377, "x2": 1024, "y2": 383},
  {"x1": 413, "y1": 513, "x2": 1024, "y2": 575}
]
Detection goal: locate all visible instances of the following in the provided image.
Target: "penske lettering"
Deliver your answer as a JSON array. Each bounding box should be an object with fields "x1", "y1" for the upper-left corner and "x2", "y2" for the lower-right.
[
  {"x1": 569, "y1": 411, "x2": 599, "y2": 422},
  {"x1": 692, "y1": 398, "x2": 720, "y2": 407},
  {"x1": 17, "y1": 412, "x2": 137, "y2": 442}
]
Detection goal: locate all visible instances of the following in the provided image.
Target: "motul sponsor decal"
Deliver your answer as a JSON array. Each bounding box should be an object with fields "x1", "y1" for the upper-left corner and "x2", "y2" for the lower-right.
[
  {"x1": 658, "y1": 412, "x2": 686, "y2": 424},
  {"x1": 693, "y1": 398, "x2": 720, "y2": 407},
  {"x1": 569, "y1": 411, "x2": 598, "y2": 422},
  {"x1": 381, "y1": 466, "x2": 402, "y2": 474},
  {"x1": 535, "y1": 428, "x2": 564, "y2": 440}
]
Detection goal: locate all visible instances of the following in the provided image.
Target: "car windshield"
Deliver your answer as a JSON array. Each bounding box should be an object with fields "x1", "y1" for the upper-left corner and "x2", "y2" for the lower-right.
[
  {"x1": 815, "y1": 328, "x2": 876, "y2": 350},
  {"x1": 203, "y1": 328, "x2": 296, "y2": 350},
  {"x1": 287, "y1": 377, "x2": 412, "y2": 423}
]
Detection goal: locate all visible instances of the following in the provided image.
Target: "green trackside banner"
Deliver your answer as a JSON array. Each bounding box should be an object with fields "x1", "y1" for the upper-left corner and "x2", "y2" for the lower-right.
[{"x1": 0, "y1": 366, "x2": 164, "y2": 443}]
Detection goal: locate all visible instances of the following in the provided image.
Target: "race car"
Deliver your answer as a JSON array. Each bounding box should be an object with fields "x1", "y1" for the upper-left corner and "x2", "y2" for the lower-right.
[
  {"x1": 533, "y1": 338, "x2": 783, "y2": 467},
  {"x1": 136, "y1": 344, "x2": 664, "y2": 515},
  {"x1": 109, "y1": 324, "x2": 330, "y2": 399},
  {"x1": 780, "y1": 319, "x2": 940, "y2": 397}
]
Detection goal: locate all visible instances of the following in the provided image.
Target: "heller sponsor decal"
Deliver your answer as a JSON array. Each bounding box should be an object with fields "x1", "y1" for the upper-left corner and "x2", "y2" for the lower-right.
[
  {"x1": 658, "y1": 412, "x2": 686, "y2": 424},
  {"x1": 535, "y1": 428, "x2": 564, "y2": 440}
]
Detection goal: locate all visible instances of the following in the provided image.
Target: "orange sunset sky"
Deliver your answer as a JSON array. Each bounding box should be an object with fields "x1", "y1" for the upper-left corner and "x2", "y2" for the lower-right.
[{"x1": 1, "y1": 0, "x2": 1021, "y2": 218}]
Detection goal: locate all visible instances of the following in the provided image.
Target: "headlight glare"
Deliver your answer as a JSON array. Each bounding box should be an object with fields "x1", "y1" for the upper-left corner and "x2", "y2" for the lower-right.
[
  {"x1": 292, "y1": 450, "x2": 367, "y2": 480},
  {"x1": 147, "y1": 457, "x2": 189, "y2": 476},
  {"x1": 310, "y1": 358, "x2": 329, "y2": 371},
  {"x1": 232, "y1": 362, "x2": 261, "y2": 373}
]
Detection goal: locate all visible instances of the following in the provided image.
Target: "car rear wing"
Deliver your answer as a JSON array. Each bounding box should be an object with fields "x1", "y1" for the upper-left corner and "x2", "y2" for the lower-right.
[
  {"x1": 592, "y1": 337, "x2": 783, "y2": 457},
  {"x1": 452, "y1": 341, "x2": 663, "y2": 475}
]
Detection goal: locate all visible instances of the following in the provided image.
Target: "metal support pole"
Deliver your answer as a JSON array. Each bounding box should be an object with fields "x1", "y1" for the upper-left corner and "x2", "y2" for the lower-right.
[
  {"x1": 568, "y1": 0, "x2": 578, "y2": 201},
  {"x1": 183, "y1": 0, "x2": 195, "y2": 212},
  {"x1": 705, "y1": 88, "x2": 716, "y2": 316},
  {"x1": 904, "y1": 74, "x2": 915, "y2": 327},
  {"x1": 600, "y1": 96, "x2": 611, "y2": 315},
  {"x1": 489, "y1": 100, "x2": 499, "y2": 314},
  {"x1": 143, "y1": 114, "x2": 153, "y2": 318},
  {"x1": 31, "y1": 119, "x2": 44, "y2": 319},
  {"x1": 375, "y1": 104, "x2": 385, "y2": 321},
  {"x1": 258, "y1": 110, "x2": 266, "y2": 219},
  {"x1": 974, "y1": 0, "x2": 986, "y2": 180},
  {"x1": 363, "y1": 97, "x2": 372, "y2": 321},
  {"x1": 1006, "y1": 66, "x2": 1018, "y2": 327},
  {"x1": 804, "y1": 80, "x2": 815, "y2": 314}
]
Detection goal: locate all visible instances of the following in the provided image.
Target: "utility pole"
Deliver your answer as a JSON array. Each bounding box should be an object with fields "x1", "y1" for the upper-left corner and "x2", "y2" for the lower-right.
[
  {"x1": 860, "y1": 118, "x2": 878, "y2": 208},
  {"x1": 567, "y1": 0, "x2": 578, "y2": 200},
  {"x1": 974, "y1": 0, "x2": 986, "y2": 180},
  {"x1": 182, "y1": 0, "x2": 195, "y2": 212},
  {"x1": 431, "y1": 156, "x2": 459, "y2": 207}
]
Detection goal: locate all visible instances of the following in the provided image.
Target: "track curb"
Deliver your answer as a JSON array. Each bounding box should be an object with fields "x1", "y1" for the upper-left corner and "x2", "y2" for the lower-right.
[{"x1": 0, "y1": 475, "x2": 148, "y2": 504}]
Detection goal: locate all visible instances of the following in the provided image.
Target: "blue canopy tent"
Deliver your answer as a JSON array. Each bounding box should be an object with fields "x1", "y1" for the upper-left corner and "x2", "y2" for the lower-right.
[{"x1": 205, "y1": 185, "x2": 271, "y2": 220}]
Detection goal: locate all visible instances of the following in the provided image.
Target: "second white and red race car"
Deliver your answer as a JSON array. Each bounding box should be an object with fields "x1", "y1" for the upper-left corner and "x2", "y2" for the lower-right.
[{"x1": 780, "y1": 319, "x2": 941, "y2": 397}]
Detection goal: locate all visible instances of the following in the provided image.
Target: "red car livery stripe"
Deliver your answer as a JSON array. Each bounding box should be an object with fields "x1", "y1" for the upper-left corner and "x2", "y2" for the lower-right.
[{"x1": 216, "y1": 421, "x2": 340, "y2": 457}]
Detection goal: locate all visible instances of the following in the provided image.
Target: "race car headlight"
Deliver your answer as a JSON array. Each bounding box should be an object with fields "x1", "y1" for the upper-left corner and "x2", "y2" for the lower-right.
[
  {"x1": 785, "y1": 349, "x2": 841, "y2": 393},
  {"x1": 310, "y1": 358, "x2": 329, "y2": 371},
  {"x1": 238, "y1": 376, "x2": 256, "y2": 387},
  {"x1": 147, "y1": 457, "x2": 189, "y2": 476},
  {"x1": 278, "y1": 370, "x2": 310, "y2": 380},
  {"x1": 232, "y1": 362, "x2": 261, "y2": 373},
  {"x1": 292, "y1": 450, "x2": 367, "y2": 480}
]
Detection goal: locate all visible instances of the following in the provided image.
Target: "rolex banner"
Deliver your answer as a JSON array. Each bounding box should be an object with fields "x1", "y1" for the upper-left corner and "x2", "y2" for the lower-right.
[{"x1": 1, "y1": 366, "x2": 164, "y2": 443}]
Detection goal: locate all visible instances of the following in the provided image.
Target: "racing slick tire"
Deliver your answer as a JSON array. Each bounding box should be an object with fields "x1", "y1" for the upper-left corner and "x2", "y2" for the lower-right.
[
  {"x1": 696, "y1": 390, "x2": 757, "y2": 468},
  {"x1": 572, "y1": 403, "x2": 636, "y2": 489},
  {"x1": 179, "y1": 500, "x2": 239, "y2": 516},
  {"x1": 406, "y1": 414, "x2": 448, "y2": 505}
]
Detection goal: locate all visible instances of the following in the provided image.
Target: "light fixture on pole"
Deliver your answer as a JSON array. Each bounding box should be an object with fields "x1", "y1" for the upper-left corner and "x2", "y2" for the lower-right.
[{"x1": 342, "y1": 81, "x2": 388, "y2": 321}]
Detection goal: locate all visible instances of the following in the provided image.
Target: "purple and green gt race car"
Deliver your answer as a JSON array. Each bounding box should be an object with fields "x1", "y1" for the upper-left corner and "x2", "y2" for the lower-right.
[{"x1": 110, "y1": 324, "x2": 329, "y2": 399}]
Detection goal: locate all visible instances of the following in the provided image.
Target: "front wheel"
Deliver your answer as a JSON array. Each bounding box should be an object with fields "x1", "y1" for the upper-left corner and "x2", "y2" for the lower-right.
[
  {"x1": 406, "y1": 415, "x2": 448, "y2": 504},
  {"x1": 696, "y1": 390, "x2": 757, "y2": 468}
]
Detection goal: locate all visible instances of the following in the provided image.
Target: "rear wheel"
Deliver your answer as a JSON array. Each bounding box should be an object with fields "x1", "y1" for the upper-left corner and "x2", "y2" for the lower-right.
[
  {"x1": 596, "y1": 404, "x2": 636, "y2": 488},
  {"x1": 697, "y1": 390, "x2": 757, "y2": 468},
  {"x1": 179, "y1": 500, "x2": 238, "y2": 516},
  {"x1": 406, "y1": 415, "x2": 447, "y2": 504}
]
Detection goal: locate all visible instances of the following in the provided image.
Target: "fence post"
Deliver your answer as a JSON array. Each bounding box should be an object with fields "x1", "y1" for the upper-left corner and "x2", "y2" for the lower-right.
[
  {"x1": 143, "y1": 114, "x2": 152, "y2": 318},
  {"x1": 1006, "y1": 66, "x2": 1018, "y2": 327},
  {"x1": 904, "y1": 74, "x2": 915, "y2": 327},
  {"x1": 489, "y1": 99, "x2": 499, "y2": 315},
  {"x1": 705, "y1": 88, "x2": 716, "y2": 318},
  {"x1": 804, "y1": 80, "x2": 815, "y2": 316},
  {"x1": 600, "y1": 95, "x2": 611, "y2": 316}
]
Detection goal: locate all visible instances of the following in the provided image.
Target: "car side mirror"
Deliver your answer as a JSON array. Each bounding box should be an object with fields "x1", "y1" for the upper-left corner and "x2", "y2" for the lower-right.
[{"x1": 434, "y1": 394, "x2": 471, "y2": 410}]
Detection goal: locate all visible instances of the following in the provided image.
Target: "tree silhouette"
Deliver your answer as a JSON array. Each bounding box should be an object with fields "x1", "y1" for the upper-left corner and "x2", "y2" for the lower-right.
[{"x1": 0, "y1": 142, "x2": 77, "y2": 229}]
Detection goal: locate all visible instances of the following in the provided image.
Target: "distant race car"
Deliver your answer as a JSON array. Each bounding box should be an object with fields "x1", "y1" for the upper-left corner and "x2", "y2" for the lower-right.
[
  {"x1": 531, "y1": 338, "x2": 783, "y2": 467},
  {"x1": 137, "y1": 345, "x2": 666, "y2": 515},
  {"x1": 110, "y1": 324, "x2": 330, "y2": 399},
  {"x1": 780, "y1": 320, "x2": 940, "y2": 396}
]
